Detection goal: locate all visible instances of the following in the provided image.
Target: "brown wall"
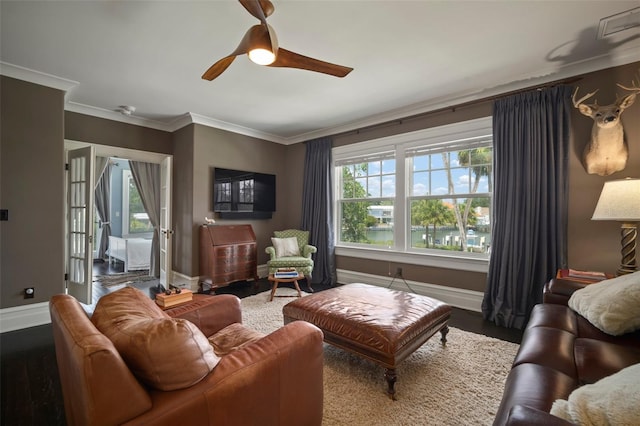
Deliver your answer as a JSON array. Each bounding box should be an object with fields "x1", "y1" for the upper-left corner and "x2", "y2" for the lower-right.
[
  {"x1": 65, "y1": 112, "x2": 173, "y2": 154},
  {"x1": 171, "y1": 124, "x2": 195, "y2": 277},
  {"x1": 567, "y1": 63, "x2": 640, "y2": 272},
  {"x1": 184, "y1": 124, "x2": 290, "y2": 276},
  {"x1": 1, "y1": 76, "x2": 66, "y2": 307}
]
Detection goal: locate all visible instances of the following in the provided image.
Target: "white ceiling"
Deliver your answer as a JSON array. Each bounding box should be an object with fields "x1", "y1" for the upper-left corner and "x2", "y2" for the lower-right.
[{"x1": 2, "y1": 1, "x2": 640, "y2": 144}]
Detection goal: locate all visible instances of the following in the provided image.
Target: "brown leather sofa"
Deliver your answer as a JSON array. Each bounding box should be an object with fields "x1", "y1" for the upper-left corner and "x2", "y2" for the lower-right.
[
  {"x1": 50, "y1": 288, "x2": 324, "y2": 426},
  {"x1": 493, "y1": 278, "x2": 640, "y2": 425}
]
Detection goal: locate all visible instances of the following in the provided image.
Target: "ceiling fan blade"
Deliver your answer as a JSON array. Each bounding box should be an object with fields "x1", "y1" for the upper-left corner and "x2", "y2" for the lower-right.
[
  {"x1": 268, "y1": 48, "x2": 353, "y2": 78},
  {"x1": 239, "y1": 0, "x2": 274, "y2": 24},
  {"x1": 202, "y1": 24, "x2": 275, "y2": 81},
  {"x1": 202, "y1": 55, "x2": 238, "y2": 81}
]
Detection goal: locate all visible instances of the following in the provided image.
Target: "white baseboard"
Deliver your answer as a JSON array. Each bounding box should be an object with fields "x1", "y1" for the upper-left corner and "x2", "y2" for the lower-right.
[
  {"x1": 172, "y1": 271, "x2": 200, "y2": 292},
  {"x1": 0, "y1": 302, "x2": 51, "y2": 333},
  {"x1": 336, "y1": 269, "x2": 484, "y2": 312},
  {"x1": 257, "y1": 264, "x2": 269, "y2": 278}
]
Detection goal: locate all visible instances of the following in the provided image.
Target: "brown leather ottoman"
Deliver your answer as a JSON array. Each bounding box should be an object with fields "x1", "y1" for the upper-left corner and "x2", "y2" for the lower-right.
[{"x1": 283, "y1": 282, "x2": 451, "y2": 399}]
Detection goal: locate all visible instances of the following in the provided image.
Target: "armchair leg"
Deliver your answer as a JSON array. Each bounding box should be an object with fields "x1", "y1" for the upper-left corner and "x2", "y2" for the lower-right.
[{"x1": 306, "y1": 276, "x2": 314, "y2": 293}]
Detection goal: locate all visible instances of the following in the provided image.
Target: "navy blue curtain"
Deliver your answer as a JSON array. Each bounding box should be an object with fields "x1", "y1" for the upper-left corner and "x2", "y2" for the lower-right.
[
  {"x1": 482, "y1": 85, "x2": 572, "y2": 329},
  {"x1": 301, "y1": 137, "x2": 336, "y2": 286}
]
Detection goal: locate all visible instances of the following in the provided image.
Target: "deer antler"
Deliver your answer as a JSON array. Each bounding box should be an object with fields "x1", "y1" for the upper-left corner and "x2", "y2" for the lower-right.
[
  {"x1": 617, "y1": 70, "x2": 640, "y2": 94},
  {"x1": 572, "y1": 87, "x2": 599, "y2": 108}
]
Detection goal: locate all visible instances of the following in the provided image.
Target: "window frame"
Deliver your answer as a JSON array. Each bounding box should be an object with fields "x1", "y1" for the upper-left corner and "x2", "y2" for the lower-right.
[{"x1": 333, "y1": 117, "x2": 492, "y2": 273}]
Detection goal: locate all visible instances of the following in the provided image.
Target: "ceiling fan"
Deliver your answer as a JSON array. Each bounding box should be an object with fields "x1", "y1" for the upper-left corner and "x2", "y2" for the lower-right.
[{"x1": 202, "y1": 0, "x2": 353, "y2": 81}]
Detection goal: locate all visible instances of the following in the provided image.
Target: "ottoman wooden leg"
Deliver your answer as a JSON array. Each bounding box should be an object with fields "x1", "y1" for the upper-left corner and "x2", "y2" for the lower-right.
[
  {"x1": 384, "y1": 368, "x2": 397, "y2": 401},
  {"x1": 440, "y1": 325, "x2": 449, "y2": 345}
]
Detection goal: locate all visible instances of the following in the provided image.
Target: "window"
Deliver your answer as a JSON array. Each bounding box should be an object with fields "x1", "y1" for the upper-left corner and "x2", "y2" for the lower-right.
[
  {"x1": 407, "y1": 139, "x2": 492, "y2": 254},
  {"x1": 336, "y1": 153, "x2": 395, "y2": 246},
  {"x1": 122, "y1": 170, "x2": 153, "y2": 235},
  {"x1": 333, "y1": 117, "x2": 492, "y2": 271}
]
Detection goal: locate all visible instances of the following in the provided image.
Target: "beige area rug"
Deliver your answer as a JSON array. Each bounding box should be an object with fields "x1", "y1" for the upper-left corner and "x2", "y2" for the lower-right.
[
  {"x1": 93, "y1": 270, "x2": 156, "y2": 287},
  {"x1": 240, "y1": 289, "x2": 518, "y2": 426}
]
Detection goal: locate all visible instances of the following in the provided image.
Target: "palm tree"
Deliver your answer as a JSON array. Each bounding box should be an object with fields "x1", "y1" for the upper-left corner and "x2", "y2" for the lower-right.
[
  {"x1": 411, "y1": 199, "x2": 455, "y2": 248},
  {"x1": 443, "y1": 148, "x2": 492, "y2": 251}
]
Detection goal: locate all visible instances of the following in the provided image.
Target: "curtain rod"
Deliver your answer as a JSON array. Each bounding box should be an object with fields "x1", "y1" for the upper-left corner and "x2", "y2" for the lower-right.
[{"x1": 340, "y1": 76, "x2": 582, "y2": 137}]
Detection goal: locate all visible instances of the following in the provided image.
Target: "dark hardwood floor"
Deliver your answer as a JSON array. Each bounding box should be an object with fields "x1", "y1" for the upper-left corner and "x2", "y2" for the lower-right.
[{"x1": 1, "y1": 261, "x2": 522, "y2": 426}]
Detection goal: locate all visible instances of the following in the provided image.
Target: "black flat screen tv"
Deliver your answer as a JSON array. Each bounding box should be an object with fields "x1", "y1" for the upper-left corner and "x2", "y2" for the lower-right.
[{"x1": 213, "y1": 167, "x2": 276, "y2": 219}]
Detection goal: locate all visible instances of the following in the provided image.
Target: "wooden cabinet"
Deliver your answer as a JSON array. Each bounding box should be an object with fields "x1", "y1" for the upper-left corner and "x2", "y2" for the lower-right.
[{"x1": 199, "y1": 224, "x2": 258, "y2": 289}]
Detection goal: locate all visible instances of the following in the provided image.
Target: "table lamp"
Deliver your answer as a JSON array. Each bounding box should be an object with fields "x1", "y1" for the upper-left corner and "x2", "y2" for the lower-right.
[{"x1": 591, "y1": 178, "x2": 640, "y2": 275}]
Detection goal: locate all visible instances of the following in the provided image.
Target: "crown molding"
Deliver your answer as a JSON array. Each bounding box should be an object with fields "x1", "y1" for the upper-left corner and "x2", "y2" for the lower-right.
[
  {"x1": 291, "y1": 47, "x2": 640, "y2": 143},
  {"x1": 188, "y1": 112, "x2": 287, "y2": 144},
  {"x1": 0, "y1": 62, "x2": 78, "y2": 99},
  {"x1": 65, "y1": 102, "x2": 185, "y2": 132}
]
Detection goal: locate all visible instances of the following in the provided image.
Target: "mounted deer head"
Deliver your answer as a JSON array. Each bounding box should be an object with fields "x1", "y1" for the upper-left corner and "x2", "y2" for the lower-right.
[{"x1": 573, "y1": 72, "x2": 639, "y2": 176}]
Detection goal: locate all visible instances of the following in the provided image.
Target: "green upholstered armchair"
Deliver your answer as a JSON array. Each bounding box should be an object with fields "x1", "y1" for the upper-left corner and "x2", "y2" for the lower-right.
[{"x1": 265, "y1": 229, "x2": 316, "y2": 278}]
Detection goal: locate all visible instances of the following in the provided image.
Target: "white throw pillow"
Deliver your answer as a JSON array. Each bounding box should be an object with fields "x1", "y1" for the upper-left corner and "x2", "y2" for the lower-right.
[
  {"x1": 550, "y1": 363, "x2": 640, "y2": 425},
  {"x1": 271, "y1": 237, "x2": 300, "y2": 257},
  {"x1": 568, "y1": 271, "x2": 640, "y2": 336}
]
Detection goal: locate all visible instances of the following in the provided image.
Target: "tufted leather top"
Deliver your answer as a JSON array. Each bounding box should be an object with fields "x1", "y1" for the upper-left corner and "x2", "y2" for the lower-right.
[{"x1": 284, "y1": 283, "x2": 451, "y2": 366}]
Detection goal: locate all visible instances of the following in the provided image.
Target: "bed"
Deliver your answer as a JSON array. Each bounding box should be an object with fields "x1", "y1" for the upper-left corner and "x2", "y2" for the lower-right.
[{"x1": 107, "y1": 236, "x2": 152, "y2": 272}]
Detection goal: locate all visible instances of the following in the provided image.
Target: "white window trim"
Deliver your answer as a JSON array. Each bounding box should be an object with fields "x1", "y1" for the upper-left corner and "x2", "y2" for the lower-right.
[{"x1": 333, "y1": 117, "x2": 492, "y2": 273}]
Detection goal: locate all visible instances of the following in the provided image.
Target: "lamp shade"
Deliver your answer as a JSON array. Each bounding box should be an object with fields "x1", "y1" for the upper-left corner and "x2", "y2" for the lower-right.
[{"x1": 592, "y1": 178, "x2": 640, "y2": 221}]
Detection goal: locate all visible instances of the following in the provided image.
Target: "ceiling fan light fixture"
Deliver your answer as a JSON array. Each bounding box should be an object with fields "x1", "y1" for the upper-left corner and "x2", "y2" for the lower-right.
[{"x1": 248, "y1": 48, "x2": 276, "y2": 65}]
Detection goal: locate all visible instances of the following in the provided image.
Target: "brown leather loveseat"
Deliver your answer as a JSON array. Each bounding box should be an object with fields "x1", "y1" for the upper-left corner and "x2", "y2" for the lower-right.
[
  {"x1": 50, "y1": 287, "x2": 324, "y2": 426},
  {"x1": 493, "y1": 277, "x2": 640, "y2": 425}
]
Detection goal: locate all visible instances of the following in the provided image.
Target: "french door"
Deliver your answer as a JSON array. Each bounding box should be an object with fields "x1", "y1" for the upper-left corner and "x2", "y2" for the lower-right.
[
  {"x1": 159, "y1": 156, "x2": 172, "y2": 287},
  {"x1": 65, "y1": 141, "x2": 174, "y2": 302},
  {"x1": 66, "y1": 147, "x2": 95, "y2": 304}
]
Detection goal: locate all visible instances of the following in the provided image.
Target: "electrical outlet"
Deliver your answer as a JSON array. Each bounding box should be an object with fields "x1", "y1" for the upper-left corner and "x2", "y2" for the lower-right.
[
  {"x1": 396, "y1": 267, "x2": 403, "y2": 277},
  {"x1": 24, "y1": 287, "x2": 35, "y2": 299}
]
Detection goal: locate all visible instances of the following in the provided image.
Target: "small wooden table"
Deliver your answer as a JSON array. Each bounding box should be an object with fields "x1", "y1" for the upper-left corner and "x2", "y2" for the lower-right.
[{"x1": 267, "y1": 273, "x2": 304, "y2": 301}]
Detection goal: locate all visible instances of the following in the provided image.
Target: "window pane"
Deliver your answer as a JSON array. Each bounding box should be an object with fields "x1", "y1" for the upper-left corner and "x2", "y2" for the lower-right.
[
  {"x1": 382, "y1": 176, "x2": 396, "y2": 197},
  {"x1": 368, "y1": 176, "x2": 381, "y2": 197},
  {"x1": 413, "y1": 155, "x2": 428, "y2": 171},
  {"x1": 339, "y1": 201, "x2": 394, "y2": 246},
  {"x1": 430, "y1": 170, "x2": 448, "y2": 195},
  {"x1": 128, "y1": 178, "x2": 153, "y2": 234},
  {"x1": 411, "y1": 171, "x2": 429, "y2": 196},
  {"x1": 409, "y1": 197, "x2": 491, "y2": 253},
  {"x1": 382, "y1": 159, "x2": 395, "y2": 174},
  {"x1": 430, "y1": 154, "x2": 444, "y2": 169},
  {"x1": 451, "y1": 168, "x2": 469, "y2": 193}
]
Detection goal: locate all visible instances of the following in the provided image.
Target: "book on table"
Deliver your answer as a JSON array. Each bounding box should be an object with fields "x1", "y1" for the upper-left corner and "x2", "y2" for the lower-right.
[
  {"x1": 274, "y1": 268, "x2": 299, "y2": 278},
  {"x1": 155, "y1": 288, "x2": 193, "y2": 308},
  {"x1": 557, "y1": 269, "x2": 609, "y2": 281}
]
